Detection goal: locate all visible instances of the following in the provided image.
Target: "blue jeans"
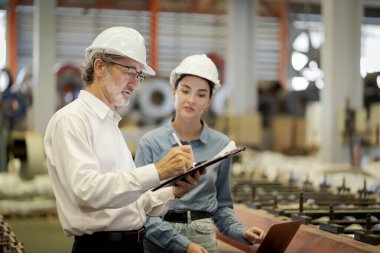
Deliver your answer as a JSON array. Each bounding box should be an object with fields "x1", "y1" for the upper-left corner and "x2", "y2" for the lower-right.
[{"x1": 144, "y1": 218, "x2": 217, "y2": 253}]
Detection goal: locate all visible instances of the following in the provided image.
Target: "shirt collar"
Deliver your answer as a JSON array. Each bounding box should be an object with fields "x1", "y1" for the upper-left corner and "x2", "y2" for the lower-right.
[
  {"x1": 165, "y1": 119, "x2": 210, "y2": 145},
  {"x1": 78, "y1": 90, "x2": 122, "y2": 123}
]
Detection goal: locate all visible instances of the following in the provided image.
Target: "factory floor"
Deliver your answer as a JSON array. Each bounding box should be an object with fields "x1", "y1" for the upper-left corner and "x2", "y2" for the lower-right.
[{"x1": 7, "y1": 216, "x2": 244, "y2": 253}]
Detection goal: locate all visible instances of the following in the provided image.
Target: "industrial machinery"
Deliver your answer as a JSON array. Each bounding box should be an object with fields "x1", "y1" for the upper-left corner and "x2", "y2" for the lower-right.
[{"x1": 227, "y1": 151, "x2": 380, "y2": 252}]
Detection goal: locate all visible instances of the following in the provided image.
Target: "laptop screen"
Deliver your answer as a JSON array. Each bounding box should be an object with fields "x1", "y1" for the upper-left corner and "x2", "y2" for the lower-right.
[{"x1": 256, "y1": 220, "x2": 302, "y2": 253}]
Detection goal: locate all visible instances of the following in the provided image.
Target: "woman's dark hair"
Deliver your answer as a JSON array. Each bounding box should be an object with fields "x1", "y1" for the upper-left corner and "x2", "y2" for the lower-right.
[{"x1": 175, "y1": 74, "x2": 214, "y2": 98}]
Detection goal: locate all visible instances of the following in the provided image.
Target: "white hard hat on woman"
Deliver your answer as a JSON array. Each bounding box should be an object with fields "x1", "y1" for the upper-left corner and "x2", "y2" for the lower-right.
[
  {"x1": 85, "y1": 26, "x2": 155, "y2": 75},
  {"x1": 169, "y1": 54, "x2": 220, "y2": 91}
]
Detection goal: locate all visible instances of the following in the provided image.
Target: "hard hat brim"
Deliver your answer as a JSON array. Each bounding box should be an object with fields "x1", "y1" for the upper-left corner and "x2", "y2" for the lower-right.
[{"x1": 141, "y1": 64, "x2": 156, "y2": 76}]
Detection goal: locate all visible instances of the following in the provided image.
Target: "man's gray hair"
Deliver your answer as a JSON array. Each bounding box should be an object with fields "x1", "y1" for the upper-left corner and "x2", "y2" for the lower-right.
[{"x1": 81, "y1": 52, "x2": 123, "y2": 85}]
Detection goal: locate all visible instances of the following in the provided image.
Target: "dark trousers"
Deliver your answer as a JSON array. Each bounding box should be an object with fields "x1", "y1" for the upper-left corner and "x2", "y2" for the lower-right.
[
  {"x1": 72, "y1": 240, "x2": 143, "y2": 253},
  {"x1": 72, "y1": 229, "x2": 145, "y2": 253}
]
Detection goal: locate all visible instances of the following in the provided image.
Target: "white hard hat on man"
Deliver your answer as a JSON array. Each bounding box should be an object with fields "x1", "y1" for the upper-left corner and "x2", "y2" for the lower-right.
[
  {"x1": 169, "y1": 54, "x2": 221, "y2": 91},
  {"x1": 84, "y1": 28, "x2": 220, "y2": 91},
  {"x1": 84, "y1": 26, "x2": 155, "y2": 75}
]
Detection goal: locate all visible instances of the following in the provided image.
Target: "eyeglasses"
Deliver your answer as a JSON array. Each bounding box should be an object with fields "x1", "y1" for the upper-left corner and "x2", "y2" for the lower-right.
[{"x1": 107, "y1": 61, "x2": 146, "y2": 83}]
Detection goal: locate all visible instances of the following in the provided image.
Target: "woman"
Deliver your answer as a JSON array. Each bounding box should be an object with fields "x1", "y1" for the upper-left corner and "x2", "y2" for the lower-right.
[{"x1": 134, "y1": 54, "x2": 264, "y2": 253}]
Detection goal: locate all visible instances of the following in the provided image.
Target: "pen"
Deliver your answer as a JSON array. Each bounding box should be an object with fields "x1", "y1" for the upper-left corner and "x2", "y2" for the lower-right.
[
  {"x1": 172, "y1": 132, "x2": 182, "y2": 146},
  {"x1": 173, "y1": 132, "x2": 197, "y2": 168}
]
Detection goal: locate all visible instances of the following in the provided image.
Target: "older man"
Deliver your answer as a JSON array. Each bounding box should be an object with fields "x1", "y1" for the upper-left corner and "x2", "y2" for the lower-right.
[{"x1": 44, "y1": 27, "x2": 202, "y2": 253}]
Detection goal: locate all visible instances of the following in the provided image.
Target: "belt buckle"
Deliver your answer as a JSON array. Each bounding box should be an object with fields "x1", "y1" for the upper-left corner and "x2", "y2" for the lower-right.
[
  {"x1": 137, "y1": 228, "x2": 144, "y2": 242},
  {"x1": 186, "y1": 211, "x2": 191, "y2": 223}
]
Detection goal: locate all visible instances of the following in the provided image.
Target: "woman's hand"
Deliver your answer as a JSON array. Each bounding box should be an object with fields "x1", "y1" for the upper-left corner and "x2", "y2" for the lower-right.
[
  {"x1": 243, "y1": 226, "x2": 265, "y2": 244},
  {"x1": 185, "y1": 242, "x2": 208, "y2": 253}
]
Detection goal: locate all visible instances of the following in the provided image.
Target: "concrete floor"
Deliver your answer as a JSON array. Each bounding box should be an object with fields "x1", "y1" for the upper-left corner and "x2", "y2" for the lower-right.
[
  {"x1": 7, "y1": 217, "x2": 243, "y2": 253},
  {"x1": 7, "y1": 217, "x2": 73, "y2": 253}
]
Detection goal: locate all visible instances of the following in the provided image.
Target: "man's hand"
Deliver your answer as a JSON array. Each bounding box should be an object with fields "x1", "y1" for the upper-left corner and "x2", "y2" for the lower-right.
[
  {"x1": 155, "y1": 145, "x2": 194, "y2": 180},
  {"x1": 243, "y1": 226, "x2": 265, "y2": 244},
  {"x1": 185, "y1": 242, "x2": 208, "y2": 253},
  {"x1": 172, "y1": 169, "x2": 206, "y2": 198}
]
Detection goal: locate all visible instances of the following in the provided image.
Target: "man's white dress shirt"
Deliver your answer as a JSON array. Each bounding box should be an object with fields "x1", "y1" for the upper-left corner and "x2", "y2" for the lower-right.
[{"x1": 44, "y1": 90, "x2": 175, "y2": 236}]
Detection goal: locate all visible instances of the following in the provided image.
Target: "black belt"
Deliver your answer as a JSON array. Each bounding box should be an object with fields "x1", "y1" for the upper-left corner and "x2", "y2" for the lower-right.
[
  {"x1": 163, "y1": 210, "x2": 210, "y2": 223},
  {"x1": 75, "y1": 227, "x2": 145, "y2": 244}
]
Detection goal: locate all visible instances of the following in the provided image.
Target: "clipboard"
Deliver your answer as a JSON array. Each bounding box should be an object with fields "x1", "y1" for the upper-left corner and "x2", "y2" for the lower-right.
[{"x1": 151, "y1": 147, "x2": 246, "y2": 191}]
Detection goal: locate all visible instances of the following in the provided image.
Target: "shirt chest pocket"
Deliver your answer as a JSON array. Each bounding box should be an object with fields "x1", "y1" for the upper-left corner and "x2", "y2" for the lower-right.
[{"x1": 93, "y1": 133, "x2": 124, "y2": 173}]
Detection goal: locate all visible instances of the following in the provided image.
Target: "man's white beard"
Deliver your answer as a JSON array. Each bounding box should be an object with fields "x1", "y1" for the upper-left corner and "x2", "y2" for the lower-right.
[{"x1": 105, "y1": 72, "x2": 130, "y2": 107}]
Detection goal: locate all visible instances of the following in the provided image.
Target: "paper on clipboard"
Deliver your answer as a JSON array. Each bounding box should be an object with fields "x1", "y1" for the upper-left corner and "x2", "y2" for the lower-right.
[
  {"x1": 216, "y1": 141, "x2": 237, "y2": 157},
  {"x1": 151, "y1": 141, "x2": 244, "y2": 191}
]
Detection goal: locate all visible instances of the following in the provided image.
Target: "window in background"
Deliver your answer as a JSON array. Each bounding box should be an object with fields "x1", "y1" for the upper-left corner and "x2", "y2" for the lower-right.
[
  {"x1": 0, "y1": 10, "x2": 8, "y2": 93},
  {"x1": 0, "y1": 10, "x2": 6, "y2": 69},
  {"x1": 289, "y1": 18, "x2": 380, "y2": 91},
  {"x1": 362, "y1": 24, "x2": 380, "y2": 85},
  {"x1": 289, "y1": 19, "x2": 324, "y2": 91}
]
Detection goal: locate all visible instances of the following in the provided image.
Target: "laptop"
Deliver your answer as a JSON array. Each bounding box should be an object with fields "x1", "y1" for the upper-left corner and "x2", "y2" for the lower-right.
[{"x1": 255, "y1": 220, "x2": 302, "y2": 253}]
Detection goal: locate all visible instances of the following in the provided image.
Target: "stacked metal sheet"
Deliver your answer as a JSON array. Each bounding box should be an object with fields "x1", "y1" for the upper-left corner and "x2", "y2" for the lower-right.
[{"x1": 0, "y1": 215, "x2": 25, "y2": 253}]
